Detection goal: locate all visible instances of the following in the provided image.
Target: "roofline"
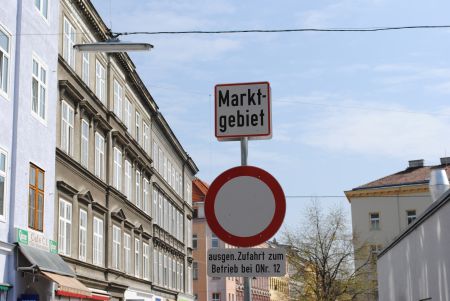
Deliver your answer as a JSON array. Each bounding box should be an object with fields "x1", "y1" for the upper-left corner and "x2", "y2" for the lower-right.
[
  {"x1": 351, "y1": 180, "x2": 429, "y2": 191},
  {"x1": 345, "y1": 183, "x2": 429, "y2": 202},
  {"x1": 378, "y1": 188, "x2": 450, "y2": 258}
]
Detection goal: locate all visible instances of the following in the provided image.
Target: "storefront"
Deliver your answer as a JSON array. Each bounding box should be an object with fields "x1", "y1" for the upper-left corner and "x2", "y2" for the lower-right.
[
  {"x1": 124, "y1": 288, "x2": 153, "y2": 301},
  {"x1": 13, "y1": 228, "x2": 104, "y2": 301},
  {"x1": 176, "y1": 293, "x2": 195, "y2": 301}
]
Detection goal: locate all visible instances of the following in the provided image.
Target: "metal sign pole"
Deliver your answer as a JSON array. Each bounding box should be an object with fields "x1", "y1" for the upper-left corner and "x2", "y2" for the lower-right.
[{"x1": 241, "y1": 137, "x2": 252, "y2": 301}]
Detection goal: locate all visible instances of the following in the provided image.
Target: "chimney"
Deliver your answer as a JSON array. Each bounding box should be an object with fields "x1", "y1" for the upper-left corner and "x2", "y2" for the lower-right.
[
  {"x1": 408, "y1": 159, "x2": 424, "y2": 168},
  {"x1": 429, "y1": 168, "x2": 450, "y2": 202},
  {"x1": 440, "y1": 157, "x2": 450, "y2": 165}
]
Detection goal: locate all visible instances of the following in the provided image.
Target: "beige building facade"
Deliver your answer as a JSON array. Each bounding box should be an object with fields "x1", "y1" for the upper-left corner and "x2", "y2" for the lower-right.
[
  {"x1": 55, "y1": 1, "x2": 198, "y2": 301},
  {"x1": 345, "y1": 159, "x2": 449, "y2": 300}
]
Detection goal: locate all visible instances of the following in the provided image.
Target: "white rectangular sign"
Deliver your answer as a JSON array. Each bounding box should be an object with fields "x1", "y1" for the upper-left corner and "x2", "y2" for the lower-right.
[
  {"x1": 215, "y1": 82, "x2": 271, "y2": 141},
  {"x1": 207, "y1": 247, "x2": 286, "y2": 277}
]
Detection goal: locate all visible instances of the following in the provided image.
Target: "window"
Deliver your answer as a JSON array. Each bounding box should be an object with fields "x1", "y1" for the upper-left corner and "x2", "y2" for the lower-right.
[
  {"x1": 113, "y1": 80, "x2": 123, "y2": 120},
  {"x1": 124, "y1": 97, "x2": 132, "y2": 131},
  {"x1": 63, "y1": 18, "x2": 76, "y2": 68},
  {"x1": 61, "y1": 101, "x2": 74, "y2": 155},
  {"x1": 153, "y1": 141, "x2": 158, "y2": 169},
  {"x1": 136, "y1": 170, "x2": 141, "y2": 208},
  {"x1": 153, "y1": 188, "x2": 158, "y2": 224},
  {"x1": 124, "y1": 233, "x2": 131, "y2": 274},
  {"x1": 0, "y1": 29, "x2": 10, "y2": 95},
  {"x1": 82, "y1": 51, "x2": 89, "y2": 84},
  {"x1": 135, "y1": 238, "x2": 140, "y2": 277},
  {"x1": 370, "y1": 212, "x2": 380, "y2": 230},
  {"x1": 93, "y1": 217, "x2": 104, "y2": 266},
  {"x1": 35, "y1": 0, "x2": 49, "y2": 19},
  {"x1": 143, "y1": 122, "x2": 149, "y2": 153},
  {"x1": 31, "y1": 57, "x2": 47, "y2": 120},
  {"x1": 407, "y1": 210, "x2": 416, "y2": 225},
  {"x1": 143, "y1": 242, "x2": 150, "y2": 280},
  {"x1": 79, "y1": 209, "x2": 87, "y2": 261},
  {"x1": 0, "y1": 151, "x2": 7, "y2": 219},
  {"x1": 211, "y1": 233, "x2": 219, "y2": 248},
  {"x1": 124, "y1": 160, "x2": 132, "y2": 199},
  {"x1": 95, "y1": 60, "x2": 106, "y2": 103},
  {"x1": 154, "y1": 248, "x2": 159, "y2": 284},
  {"x1": 192, "y1": 234, "x2": 197, "y2": 249},
  {"x1": 159, "y1": 193, "x2": 163, "y2": 226},
  {"x1": 370, "y1": 244, "x2": 382, "y2": 263},
  {"x1": 177, "y1": 262, "x2": 181, "y2": 290},
  {"x1": 94, "y1": 133, "x2": 105, "y2": 180},
  {"x1": 158, "y1": 148, "x2": 163, "y2": 172},
  {"x1": 81, "y1": 119, "x2": 89, "y2": 167},
  {"x1": 58, "y1": 199, "x2": 72, "y2": 256},
  {"x1": 143, "y1": 178, "x2": 149, "y2": 214},
  {"x1": 163, "y1": 157, "x2": 167, "y2": 180},
  {"x1": 113, "y1": 148, "x2": 122, "y2": 191},
  {"x1": 193, "y1": 262, "x2": 198, "y2": 280},
  {"x1": 112, "y1": 225, "x2": 121, "y2": 270},
  {"x1": 135, "y1": 111, "x2": 141, "y2": 144},
  {"x1": 164, "y1": 254, "x2": 168, "y2": 286},
  {"x1": 159, "y1": 251, "x2": 163, "y2": 284},
  {"x1": 29, "y1": 164, "x2": 44, "y2": 231},
  {"x1": 212, "y1": 293, "x2": 220, "y2": 301}
]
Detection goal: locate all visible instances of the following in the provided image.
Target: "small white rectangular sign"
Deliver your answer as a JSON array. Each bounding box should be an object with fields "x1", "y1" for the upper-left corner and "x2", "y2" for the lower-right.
[
  {"x1": 207, "y1": 247, "x2": 286, "y2": 277},
  {"x1": 215, "y1": 82, "x2": 271, "y2": 141}
]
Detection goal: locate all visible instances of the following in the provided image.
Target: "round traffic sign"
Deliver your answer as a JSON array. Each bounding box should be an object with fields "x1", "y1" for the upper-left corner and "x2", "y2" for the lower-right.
[{"x1": 205, "y1": 166, "x2": 286, "y2": 247}]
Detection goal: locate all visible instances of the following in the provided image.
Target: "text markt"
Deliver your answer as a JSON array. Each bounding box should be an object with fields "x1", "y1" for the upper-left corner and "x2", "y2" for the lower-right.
[{"x1": 218, "y1": 88, "x2": 267, "y2": 133}]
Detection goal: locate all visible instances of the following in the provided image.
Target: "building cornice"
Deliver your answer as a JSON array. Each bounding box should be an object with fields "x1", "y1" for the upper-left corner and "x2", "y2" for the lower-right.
[{"x1": 345, "y1": 184, "x2": 429, "y2": 202}]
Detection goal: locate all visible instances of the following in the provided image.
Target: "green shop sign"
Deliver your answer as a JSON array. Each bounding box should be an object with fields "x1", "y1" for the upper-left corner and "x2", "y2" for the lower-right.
[{"x1": 16, "y1": 228, "x2": 58, "y2": 254}]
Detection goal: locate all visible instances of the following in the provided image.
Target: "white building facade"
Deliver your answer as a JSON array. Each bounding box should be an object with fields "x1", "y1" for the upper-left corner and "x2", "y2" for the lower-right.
[{"x1": 0, "y1": 0, "x2": 60, "y2": 300}]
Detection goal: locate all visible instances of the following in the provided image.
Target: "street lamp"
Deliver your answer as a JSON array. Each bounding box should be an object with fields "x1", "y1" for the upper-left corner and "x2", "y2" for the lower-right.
[{"x1": 73, "y1": 37, "x2": 153, "y2": 52}]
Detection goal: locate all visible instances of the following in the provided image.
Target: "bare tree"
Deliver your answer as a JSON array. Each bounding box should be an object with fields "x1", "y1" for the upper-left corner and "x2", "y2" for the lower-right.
[{"x1": 283, "y1": 201, "x2": 372, "y2": 301}]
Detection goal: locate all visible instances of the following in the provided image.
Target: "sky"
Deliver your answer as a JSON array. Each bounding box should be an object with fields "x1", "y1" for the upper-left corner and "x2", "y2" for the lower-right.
[{"x1": 91, "y1": 0, "x2": 450, "y2": 233}]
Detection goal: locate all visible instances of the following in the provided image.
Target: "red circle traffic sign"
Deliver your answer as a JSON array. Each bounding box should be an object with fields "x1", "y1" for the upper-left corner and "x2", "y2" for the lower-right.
[{"x1": 205, "y1": 166, "x2": 286, "y2": 247}]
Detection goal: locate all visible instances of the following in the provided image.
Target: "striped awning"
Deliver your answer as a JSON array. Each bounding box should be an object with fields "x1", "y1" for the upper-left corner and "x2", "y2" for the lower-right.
[{"x1": 42, "y1": 271, "x2": 91, "y2": 298}]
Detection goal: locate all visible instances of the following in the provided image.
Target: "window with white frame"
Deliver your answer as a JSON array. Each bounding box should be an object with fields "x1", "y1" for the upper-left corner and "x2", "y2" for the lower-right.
[
  {"x1": 124, "y1": 97, "x2": 132, "y2": 131},
  {"x1": 172, "y1": 258, "x2": 176, "y2": 289},
  {"x1": 60, "y1": 101, "x2": 74, "y2": 155},
  {"x1": 112, "y1": 225, "x2": 121, "y2": 270},
  {"x1": 159, "y1": 193, "x2": 163, "y2": 227},
  {"x1": 169, "y1": 255, "x2": 172, "y2": 288},
  {"x1": 135, "y1": 170, "x2": 141, "y2": 208},
  {"x1": 79, "y1": 209, "x2": 87, "y2": 261},
  {"x1": 58, "y1": 199, "x2": 72, "y2": 256},
  {"x1": 113, "y1": 80, "x2": 123, "y2": 120},
  {"x1": 82, "y1": 51, "x2": 89, "y2": 85},
  {"x1": 35, "y1": 0, "x2": 49, "y2": 19},
  {"x1": 63, "y1": 17, "x2": 76, "y2": 68},
  {"x1": 153, "y1": 188, "x2": 158, "y2": 225},
  {"x1": 93, "y1": 216, "x2": 104, "y2": 266},
  {"x1": 32, "y1": 57, "x2": 47, "y2": 120},
  {"x1": 143, "y1": 178, "x2": 149, "y2": 214},
  {"x1": 172, "y1": 167, "x2": 176, "y2": 190},
  {"x1": 164, "y1": 254, "x2": 168, "y2": 287},
  {"x1": 0, "y1": 150, "x2": 6, "y2": 219},
  {"x1": 158, "y1": 148, "x2": 163, "y2": 173},
  {"x1": 81, "y1": 119, "x2": 89, "y2": 167},
  {"x1": 370, "y1": 212, "x2": 380, "y2": 230},
  {"x1": 143, "y1": 122, "x2": 149, "y2": 153},
  {"x1": 124, "y1": 233, "x2": 131, "y2": 274},
  {"x1": 0, "y1": 29, "x2": 10, "y2": 95},
  {"x1": 153, "y1": 141, "x2": 158, "y2": 169},
  {"x1": 164, "y1": 197, "x2": 168, "y2": 231},
  {"x1": 143, "y1": 242, "x2": 150, "y2": 280},
  {"x1": 188, "y1": 265, "x2": 192, "y2": 293},
  {"x1": 124, "y1": 160, "x2": 132, "y2": 199},
  {"x1": 113, "y1": 147, "x2": 122, "y2": 191},
  {"x1": 186, "y1": 183, "x2": 191, "y2": 205},
  {"x1": 154, "y1": 249, "x2": 158, "y2": 284},
  {"x1": 95, "y1": 60, "x2": 106, "y2": 103},
  {"x1": 168, "y1": 161, "x2": 172, "y2": 186},
  {"x1": 159, "y1": 251, "x2": 163, "y2": 284},
  {"x1": 212, "y1": 293, "x2": 220, "y2": 301},
  {"x1": 177, "y1": 262, "x2": 180, "y2": 290},
  {"x1": 135, "y1": 238, "x2": 140, "y2": 277},
  {"x1": 163, "y1": 157, "x2": 167, "y2": 181},
  {"x1": 94, "y1": 132, "x2": 105, "y2": 180},
  {"x1": 135, "y1": 111, "x2": 141, "y2": 144},
  {"x1": 187, "y1": 219, "x2": 192, "y2": 248},
  {"x1": 168, "y1": 203, "x2": 172, "y2": 234}
]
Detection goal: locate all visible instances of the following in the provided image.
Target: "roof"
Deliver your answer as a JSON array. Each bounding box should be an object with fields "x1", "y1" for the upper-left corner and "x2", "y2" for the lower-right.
[
  {"x1": 379, "y1": 188, "x2": 450, "y2": 258},
  {"x1": 192, "y1": 178, "x2": 209, "y2": 202},
  {"x1": 350, "y1": 165, "x2": 450, "y2": 191}
]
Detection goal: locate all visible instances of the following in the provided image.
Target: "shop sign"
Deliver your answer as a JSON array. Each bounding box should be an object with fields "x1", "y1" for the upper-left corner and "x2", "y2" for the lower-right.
[{"x1": 16, "y1": 228, "x2": 58, "y2": 254}]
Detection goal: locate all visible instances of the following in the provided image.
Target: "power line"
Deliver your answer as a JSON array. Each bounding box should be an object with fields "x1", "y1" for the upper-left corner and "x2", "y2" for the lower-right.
[
  {"x1": 114, "y1": 25, "x2": 450, "y2": 36},
  {"x1": 286, "y1": 195, "x2": 432, "y2": 198}
]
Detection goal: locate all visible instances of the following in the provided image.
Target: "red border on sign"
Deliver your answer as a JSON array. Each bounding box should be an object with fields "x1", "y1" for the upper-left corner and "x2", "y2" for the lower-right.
[
  {"x1": 214, "y1": 82, "x2": 271, "y2": 140},
  {"x1": 205, "y1": 166, "x2": 286, "y2": 247}
]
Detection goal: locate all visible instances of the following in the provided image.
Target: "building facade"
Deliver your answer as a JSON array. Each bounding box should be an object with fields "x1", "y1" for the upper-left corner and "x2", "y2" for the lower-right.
[
  {"x1": 54, "y1": 1, "x2": 198, "y2": 301},
  {"x1": 345, "y1": 159, "x2": 448, "y2": 300},
  {"x1": 192, "y1": 179, "x2": 270, "y2": 301},
  {"x1": 0, "y1": 0, "x2": 61, "y2": 300},
  {"x1": 377, "y1": 188, "x2": 450, "y2": 300}
]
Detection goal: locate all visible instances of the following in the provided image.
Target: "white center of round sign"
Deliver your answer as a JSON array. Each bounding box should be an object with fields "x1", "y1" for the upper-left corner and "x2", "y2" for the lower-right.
[{"x1": 214, "y1": 176, "x2": 276, "y2": 237}]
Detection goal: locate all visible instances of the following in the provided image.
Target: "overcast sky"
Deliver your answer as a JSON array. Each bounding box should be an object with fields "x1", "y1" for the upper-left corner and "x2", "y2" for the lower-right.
[{"x1": 92, "y1": 0, "x2": 450, "y2": 231}]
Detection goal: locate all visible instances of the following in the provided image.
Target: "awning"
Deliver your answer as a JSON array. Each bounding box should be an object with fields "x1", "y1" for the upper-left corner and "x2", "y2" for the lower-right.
[
  {"x1": 89, "y1": 288, "x2": 110, "y2": 301},
  {"x1": 42, "y1": 272, "x2": 91, "y2": 299},
  {"x1": 18, "y1": 244, "x2": 75, "y2": 277},
  {"x1": 0, "y1": 283, "x2": 12, "y2": 292}
]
